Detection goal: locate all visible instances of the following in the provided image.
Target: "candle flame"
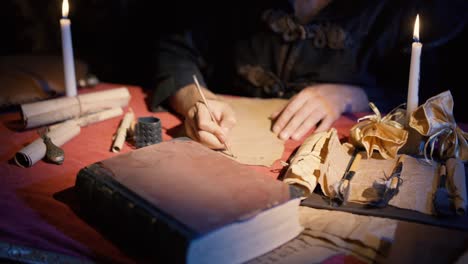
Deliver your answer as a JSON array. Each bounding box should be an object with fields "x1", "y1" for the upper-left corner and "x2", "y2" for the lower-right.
[
  {"x1": 62, "y1": 0, "x2": 69, "y2": 18},
  {"x1": 413, "y1": 14, "x2": 420, "y2": 42}
]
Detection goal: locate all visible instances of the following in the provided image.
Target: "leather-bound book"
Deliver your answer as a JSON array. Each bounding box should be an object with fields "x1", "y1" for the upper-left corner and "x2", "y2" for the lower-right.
[{"x1": 74, "y1": 139, "x2": 302, "y2": 264}]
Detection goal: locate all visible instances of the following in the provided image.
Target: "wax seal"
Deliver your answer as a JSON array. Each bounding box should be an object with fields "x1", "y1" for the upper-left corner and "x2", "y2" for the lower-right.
[{"x1": 38, "y1": 127, "x2": 65, "y2": 165}]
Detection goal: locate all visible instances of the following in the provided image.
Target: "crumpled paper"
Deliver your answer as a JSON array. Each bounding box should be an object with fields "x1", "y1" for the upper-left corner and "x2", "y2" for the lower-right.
[
  {"x1": 282, "y1": 130, "x2": 329, "y2": 198},
  {"x1": 409, "y1": 90, "x2": 468, "y2": 161},
  {"x1": 282, "y1": 128, "x2": 353, "y2": 199},
  {"x1": 350, "y1": 102, "x2": 408, "y2": 160}
]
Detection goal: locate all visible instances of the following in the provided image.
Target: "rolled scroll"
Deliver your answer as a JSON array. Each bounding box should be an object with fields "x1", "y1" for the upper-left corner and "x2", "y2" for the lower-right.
[
  {"x1": 446, "y1": 158, "x2": 467, "y2": 215},
  {"x1": 112, "y1": 109, "x2": 134, "y2": 152},
  {"x1": 14, "y1": 120, "x2": 81, "y2": 168},
  {"x1": 49, "y1": 107, "x2": 123, "y2": 130},
  {"x1": 21, "y1": 87, "x2": 130, "y2": 128}
]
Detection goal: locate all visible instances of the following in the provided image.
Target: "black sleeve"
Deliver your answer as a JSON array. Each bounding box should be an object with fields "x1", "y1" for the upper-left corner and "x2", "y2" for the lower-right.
[
  {"x1": 149, "y1": 1, "x2": 277, "y2": 111},
  {"x1": 150, "y1": 31, "x2": 208, "y2": 111}
]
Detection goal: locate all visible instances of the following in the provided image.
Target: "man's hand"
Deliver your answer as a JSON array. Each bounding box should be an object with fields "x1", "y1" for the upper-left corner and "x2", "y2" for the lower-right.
[
  {"x1": 184, "y1": 99, "x2": 236, "y2": 149},
  {"x1": 270, "y1": 84, "x2": 368, "y2": 141},
  {"x1": 169, "y1": 83, "x2": 237, "y2": 149}
]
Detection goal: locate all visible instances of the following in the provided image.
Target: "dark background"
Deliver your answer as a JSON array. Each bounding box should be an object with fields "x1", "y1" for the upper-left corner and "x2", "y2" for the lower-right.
[
  {"x1": 1, "y1": 0, "x2": 466, "y2": 119},
  {"x1": 0, "y1": 0, "x2": 261, "y2": 88},
  {"x1": 0, "y1": 0, "x2": 184, "y2": 88}
]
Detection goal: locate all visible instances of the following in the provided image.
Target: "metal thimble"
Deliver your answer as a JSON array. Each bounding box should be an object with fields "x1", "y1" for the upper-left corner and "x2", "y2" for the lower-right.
[{"x1": 134, "y1": 116, "x2": 162, "y2": 148}]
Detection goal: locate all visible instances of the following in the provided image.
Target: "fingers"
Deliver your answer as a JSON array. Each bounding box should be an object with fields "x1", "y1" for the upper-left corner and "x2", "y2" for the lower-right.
[
  {"x1": 185, "y1": 101, "x2": 236, "y2": 149},
  {"x1": 198, "y1": 131, "x2": 226, "y2": 149},
  {"x1": 290, "y1": 109, "x2": 323, "y2": 140},
  {"x1": 270, "y1": 107, "x2": 283, "y2": 120},
  {"x1": 271, "y1": 94, "x2": 307, "y2": 136},
  {"x1": 185, "y1": 108, "x2": 203, "y2": 142},
  {"x1": 277, "y1": 103, "x2": 317, "y2": 140},
  {"x1": 196, "y1": 102, "x2": 228, "y2": 140},
  {"x1": 271, "y1": 87, "x2": 344, "y2": 140},
  {"x1": 184, "y1": 118, "x2": 200, "y2": 141},
  {"x1": 315, "y1": 115, "x2": 335, "y2": 133},
  {"x1": 213, "y1": 101, "x2": 237, "y2": 134}
]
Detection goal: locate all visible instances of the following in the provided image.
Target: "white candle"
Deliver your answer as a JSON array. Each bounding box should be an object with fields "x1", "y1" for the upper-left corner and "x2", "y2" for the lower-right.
[
  {"x1": 60, "y1": 0, "x2": 77, "y2": 97},
  {"x1": 406, "y1": 14, "x2": 422, "y2": 120}
]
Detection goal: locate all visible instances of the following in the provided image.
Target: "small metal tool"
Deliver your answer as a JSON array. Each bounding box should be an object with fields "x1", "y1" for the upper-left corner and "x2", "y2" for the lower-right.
[{"x1": 331, "y1": 148, "x2": 362, "y2": 207}]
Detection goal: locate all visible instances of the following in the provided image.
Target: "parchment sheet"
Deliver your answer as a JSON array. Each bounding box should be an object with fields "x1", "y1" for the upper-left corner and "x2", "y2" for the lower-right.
[{"x1": 222, "y1": 97, "x2": 287, "y2": 167}]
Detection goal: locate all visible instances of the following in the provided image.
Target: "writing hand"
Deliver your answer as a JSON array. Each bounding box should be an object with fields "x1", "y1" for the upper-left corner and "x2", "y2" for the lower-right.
[{"x1": 184, "y1": 99, "x2": 237, "y2": 149}]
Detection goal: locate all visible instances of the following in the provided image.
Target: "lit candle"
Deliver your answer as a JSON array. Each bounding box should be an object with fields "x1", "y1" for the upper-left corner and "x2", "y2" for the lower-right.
[
  {"x1": 406, "y1": 14, "x2": 422, "y2": 121},
  {"x1": 60, "y1": 0, "x2": 77, "y2": 97}
]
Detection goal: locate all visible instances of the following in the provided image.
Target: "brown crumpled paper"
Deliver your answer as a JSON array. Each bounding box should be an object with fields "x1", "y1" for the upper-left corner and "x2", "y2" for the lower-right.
[
  {"x1": 283, "y1": 128, "x2": 353, "y2": 199},
  {"x1": 409, "y1": 90, "x2": 468, "y2": 161},
  {"x1": 350, "y1": 102, "x2": 408, "y2": 160},
  {"x1": 282, "y1": 130, "x2": 329, "y2": 198}
]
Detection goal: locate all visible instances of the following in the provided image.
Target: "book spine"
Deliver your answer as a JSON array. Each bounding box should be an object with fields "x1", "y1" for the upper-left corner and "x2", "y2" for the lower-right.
[{"x1": 75, "y1": 165, "x2": 190, "y2": 262}]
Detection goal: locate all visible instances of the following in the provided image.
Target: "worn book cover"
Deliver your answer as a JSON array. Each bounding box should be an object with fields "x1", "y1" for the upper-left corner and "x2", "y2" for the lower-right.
[{"x1": 74, "y1": 139, "x2": 302, "y2": 264}]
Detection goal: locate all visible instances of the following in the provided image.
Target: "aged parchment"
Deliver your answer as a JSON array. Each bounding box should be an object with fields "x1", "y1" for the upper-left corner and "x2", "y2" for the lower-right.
[{"x1": 222, "y1": 97, "x2": 287, "y2": 166}]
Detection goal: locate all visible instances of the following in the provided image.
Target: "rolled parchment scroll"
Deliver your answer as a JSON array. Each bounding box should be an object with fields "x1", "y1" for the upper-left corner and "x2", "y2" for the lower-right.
[
  {"x1": 446, "y1": 158, "x2": 467, "y2": 215},
  {"x1": 49, "y1": 107, "x2": 123, "y2": 130},
  {"x1": 112, "y1": 109, "x2": 134, "y2": 152},
  {"x1": 15, "y1": 108, "x2": 124, "y2": 168},
  {"x1": 14, "y1": 120, "x2": 81, "y2": 168},
  {"x1": 21, "y1": 87, "x2": 130, "y2": 128}
]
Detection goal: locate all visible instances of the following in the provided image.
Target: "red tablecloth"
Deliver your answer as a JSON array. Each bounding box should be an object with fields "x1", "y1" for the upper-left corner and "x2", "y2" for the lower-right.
[
  {"x1": 0, "y1": 84, "x2": 466, "y2": 263},
  {"x1": 0, "y1": 84, "x2": 353, "y2": 263}
]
